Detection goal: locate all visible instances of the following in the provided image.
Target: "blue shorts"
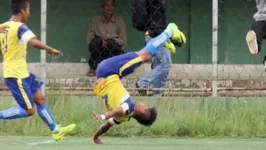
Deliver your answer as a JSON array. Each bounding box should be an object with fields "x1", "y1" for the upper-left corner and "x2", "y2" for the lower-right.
[
  {"x1": 5, "y1": 73, "x2": 43, "y2": 109},
  {"x1": 96, "y1": 52, "x2": 142, "y2": 78}
]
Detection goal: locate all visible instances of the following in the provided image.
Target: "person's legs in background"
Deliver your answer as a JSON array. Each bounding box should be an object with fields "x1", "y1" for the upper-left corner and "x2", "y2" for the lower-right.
[
  {"x1": 151, "y1": 48, "x2": 171, "y2": 97},
  {"x1": 106, "y1": 39, "x2": 124, "y2": 58},
  {"x1": 88, "y1": 37, "x2": 103, "y2": 76},
  {"x1": 136, "y1": 35, "x2": 172, "y2": 97}
]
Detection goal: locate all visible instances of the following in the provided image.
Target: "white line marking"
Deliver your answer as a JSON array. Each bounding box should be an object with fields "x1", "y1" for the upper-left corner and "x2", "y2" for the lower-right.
[{"x1": 26, "y1": 140, "x2": 55, "y2": 146}]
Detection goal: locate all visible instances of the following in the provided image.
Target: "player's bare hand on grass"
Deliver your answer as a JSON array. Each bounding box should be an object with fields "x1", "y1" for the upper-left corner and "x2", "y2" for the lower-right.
[
  {"x1": 0, "y1": 25, "x2": 9, "y2": 33},
  {"x1": 49, "y1": 49, "x2": 63, "y2": 58},
  {"x1": 93, "y1": 112, "x2": 105, "y2": 123},
  {"x1": 93, "y1": 136, "x2": 103, "y2": 144}
]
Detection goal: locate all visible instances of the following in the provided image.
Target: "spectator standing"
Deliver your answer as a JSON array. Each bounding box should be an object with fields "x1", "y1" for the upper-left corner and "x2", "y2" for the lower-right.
[
  {"x1": 87, "y1": 0, "x2": 127, "y2": 76},
  {"x1": 136, "y1": 33, "x2": 172, "y2": 97},
  {"x1": 132, "y1": 0, "x2": 185, "y2": 97}
]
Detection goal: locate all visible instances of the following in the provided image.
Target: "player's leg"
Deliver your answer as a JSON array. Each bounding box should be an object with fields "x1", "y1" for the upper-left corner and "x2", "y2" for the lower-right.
[
  {"x1": 113, "y1": 23, "x2": 184, "y2": 78},
  {"x1": 96, "y1": 23, "x2": 185, "y2": 78},
  {"x1": 246, "y1": 21, "x2": 265, "y2": 54},
  {"x1": 30, "y1": 74, "x2": 76, "y2": 141},
  {"x1": 136, "y1": 35, "x2": 161, "y2": 95},
  {"x1": 0, "y1": 78, "x2": 35, "y2": 119},
  {"x1": 34, "y1": 91, "x2": 57, "y2": 132},
  {"x1": 33, "y1": 90, "x2": 75, "y2": 141},
  {"x1": 137, "y1": 23, "x2": 186, "y2": 61}
]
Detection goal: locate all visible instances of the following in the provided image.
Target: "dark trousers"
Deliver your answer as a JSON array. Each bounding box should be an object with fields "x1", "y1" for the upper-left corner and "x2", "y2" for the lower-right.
[
  {"x1": 251, "y1": 20, "x2": 266, "y2": 52},
  {"x1": 88, "y1": 37, "x2": 124, "y2": 70},
  {"x1": 131, "y1": 0, "x2": 181, "y2": 46},
  {"x1": 132, "y1": 0, "x2": 166, "y2": 37}
]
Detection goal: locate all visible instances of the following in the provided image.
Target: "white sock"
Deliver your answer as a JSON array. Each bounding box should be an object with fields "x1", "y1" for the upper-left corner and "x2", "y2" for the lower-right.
[
  {"x1": 52, "y1": 125, "x2": 61, "y2": 134},
  {"x1": 165, "y1": 28, "x2": 173, "y2": 37}
]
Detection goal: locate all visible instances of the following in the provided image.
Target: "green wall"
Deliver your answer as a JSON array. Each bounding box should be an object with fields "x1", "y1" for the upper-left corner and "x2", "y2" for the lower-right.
[{"x1": 0, "y1": 0, "x2": 261, "y2": 64}]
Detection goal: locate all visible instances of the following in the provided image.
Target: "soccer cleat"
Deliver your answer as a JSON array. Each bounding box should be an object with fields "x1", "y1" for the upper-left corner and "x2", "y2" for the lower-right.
[
  {"x1": 166, "y1": 23, "x2": 186, "y2": 45},
  {"x1": 164, "y1": 40, "x2": 176, "y2": 54},
  {"x1": 52, "y1": 124, "x2": 76, "y2": 141},
  {"x1": 246, "y1": 30, "x2": 258, "y2": 55}
]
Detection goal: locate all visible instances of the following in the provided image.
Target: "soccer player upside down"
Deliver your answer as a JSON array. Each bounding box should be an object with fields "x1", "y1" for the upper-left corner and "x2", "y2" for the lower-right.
[{"x1": 92, "y1": 23, "x2": 186, "y2": 144}]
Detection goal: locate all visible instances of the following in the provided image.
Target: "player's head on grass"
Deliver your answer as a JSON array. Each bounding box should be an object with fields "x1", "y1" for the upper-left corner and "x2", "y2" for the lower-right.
[
  {"x1": 11, "y1": 0, "x2": 30, "y2": 22},
  {"x1": 132, "y1": 102, "x2": 157, "y2": 126}
]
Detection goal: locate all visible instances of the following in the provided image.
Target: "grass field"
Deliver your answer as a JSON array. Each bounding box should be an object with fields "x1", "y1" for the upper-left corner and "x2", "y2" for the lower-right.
[
  {"x1": 3, "y1": 96, "x2": 266, "y2": 137},
  {"x1": 2, "y1": 136, "x2": 266, "y2": 150},
  {"x1": 2, "y1": 96, "x2": 266, "y2": 149}
]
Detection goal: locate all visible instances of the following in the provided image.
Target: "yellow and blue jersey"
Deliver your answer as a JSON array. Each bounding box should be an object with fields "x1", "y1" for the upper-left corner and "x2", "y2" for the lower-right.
[
  {"x1": 0, "y1": 21, "x2": 36, "y2": 78},
  {"x1": 0, "y1": 21, "x2": 42, "y2": 110},
  {"x1": 94, "y1": 75, "x2": 135, "y2": 124},
  {"x1": 94, "y1": 52, "x2": 143, "y2": 124}
]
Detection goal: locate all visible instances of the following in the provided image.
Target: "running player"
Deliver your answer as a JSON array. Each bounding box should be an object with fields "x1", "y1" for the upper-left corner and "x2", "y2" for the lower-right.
[
  {"x1": 0, "y1": 0, "x2": 75, "y2": 141},
  {"x1": 92, "y1": 23, "x2": 186, "y2": 144}
]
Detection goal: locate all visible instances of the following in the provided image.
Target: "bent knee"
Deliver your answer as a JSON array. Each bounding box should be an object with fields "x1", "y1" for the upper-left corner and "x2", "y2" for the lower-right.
[
  {"x1": 137, "y1": 51, "x2": 152, "y2": 62},
  {"x1": 34, "y1": 92, "x2": 46, "y2": 106}
]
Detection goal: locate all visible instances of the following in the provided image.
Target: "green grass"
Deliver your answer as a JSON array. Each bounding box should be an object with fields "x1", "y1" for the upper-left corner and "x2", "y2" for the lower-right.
[
  {"x1": 2, "y1": 136, "x2": 266, "y2": 150},
  {"x1": 2, "y1": 96, "x2": 266, "y2": 137}
]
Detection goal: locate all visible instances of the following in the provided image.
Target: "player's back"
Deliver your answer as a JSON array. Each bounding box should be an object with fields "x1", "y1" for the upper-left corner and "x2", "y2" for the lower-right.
[{"x1": 0, "y1": 21, "x2": 32, "y2": 78}]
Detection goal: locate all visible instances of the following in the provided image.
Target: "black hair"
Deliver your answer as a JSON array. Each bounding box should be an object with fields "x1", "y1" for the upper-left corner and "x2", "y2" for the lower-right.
[
  {"x1": 11, "y1": 0, "x2": 29, "y2": 15},
  {"x1": 134, "y1": 107, "x2": 157, "y2": 126},
  {"x1": 101, "y1": 0, "x2": 115, "y2": 7}
]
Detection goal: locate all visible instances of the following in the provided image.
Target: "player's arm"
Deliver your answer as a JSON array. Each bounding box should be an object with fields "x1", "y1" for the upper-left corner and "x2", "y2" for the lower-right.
[
  {"x1": 28, "y1": 39, "x2": 62, "y2": 56},
  {"x1": 0, "y1": 25, "x2": 9, "y2": 33},
  {"x1": 93, "y1": 107, "x2": 124, "y2": 122},
  {"x1": 93, "y1": 121, "x2": 112, "y2": 144},
  {"x1": 93, "y1": 98, "x2": 134, "y2": 122},
  {"x1": 18, "y1": 24, "x2": 62, "y2": 57}
]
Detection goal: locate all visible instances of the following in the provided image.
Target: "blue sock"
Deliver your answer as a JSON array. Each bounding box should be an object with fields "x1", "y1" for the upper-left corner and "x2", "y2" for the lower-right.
[
  {"x1": 143, "y1": 32, "x2": 170, "y2": 56},
  {"x1": 0, "y1": 106, "x2": 27, "y2": 119},
  {"x1": 36, "y1": 104, "x2": 57, "y2": 132}
]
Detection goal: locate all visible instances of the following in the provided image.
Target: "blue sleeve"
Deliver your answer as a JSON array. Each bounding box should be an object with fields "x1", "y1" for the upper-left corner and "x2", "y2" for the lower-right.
[{"x1": 17, "y1": 24, "x2": 29, "y2": 40}]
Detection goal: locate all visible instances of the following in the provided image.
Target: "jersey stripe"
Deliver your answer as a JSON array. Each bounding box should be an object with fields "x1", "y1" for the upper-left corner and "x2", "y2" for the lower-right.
[
  {"x1": 121, "y1": 96, "x2": 134, "y2": 115},
  {"x1": 119, "y1": 57, "x2": 142, "y2": 76},
  {"x1": 17, "y1": 79, "x2": 32, "y2": 109},
  {"x1": 20, "y1": 30, "x2": 35, "y2": 44},
  {"x1": 17, "y1": 24, "x2": 29, "y2": 39}
]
